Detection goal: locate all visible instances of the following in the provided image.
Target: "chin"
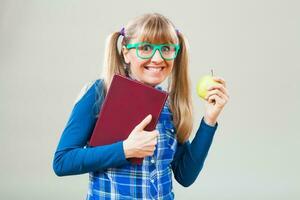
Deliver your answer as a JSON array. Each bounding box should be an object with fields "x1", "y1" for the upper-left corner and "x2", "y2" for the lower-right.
[{"x1": 144, "y1": 77, "x2": 164, "y2": 87}]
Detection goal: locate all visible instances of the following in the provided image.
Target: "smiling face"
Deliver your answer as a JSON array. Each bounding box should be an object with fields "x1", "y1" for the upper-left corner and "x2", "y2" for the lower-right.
[
  {"x1": 122, "y1": 40, "x2": 175, "y2": 87},
  {"x1": 121, "y1": 14, "x2": 179, "y2": 87}
]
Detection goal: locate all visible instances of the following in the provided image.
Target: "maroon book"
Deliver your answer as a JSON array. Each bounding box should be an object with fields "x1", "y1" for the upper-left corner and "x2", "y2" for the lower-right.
[{"x1": 89, "y1": 74, "x2": 168, "y2": 164}]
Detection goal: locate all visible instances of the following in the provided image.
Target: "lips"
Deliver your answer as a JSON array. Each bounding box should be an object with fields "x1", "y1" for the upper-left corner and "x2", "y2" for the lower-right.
[{"x1": 144, "y1": 66, "x2": 165, "y2": 72}]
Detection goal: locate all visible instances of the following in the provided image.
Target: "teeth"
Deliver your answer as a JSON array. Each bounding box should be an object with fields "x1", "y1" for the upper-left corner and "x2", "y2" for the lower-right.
[{"x1": 146, "y1": 67, "x2": 163, "y2": 72}]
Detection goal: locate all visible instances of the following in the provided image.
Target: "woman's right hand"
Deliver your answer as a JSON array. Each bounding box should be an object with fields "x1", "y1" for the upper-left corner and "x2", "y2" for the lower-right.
[{"x1": 123, "y1": 114, "x2": 158, "y2": 158}]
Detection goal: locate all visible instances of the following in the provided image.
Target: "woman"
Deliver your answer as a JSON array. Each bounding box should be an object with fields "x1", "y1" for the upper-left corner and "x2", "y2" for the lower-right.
[{"x1": 53, "y1": 13, "x2": 229, "y2": 199}]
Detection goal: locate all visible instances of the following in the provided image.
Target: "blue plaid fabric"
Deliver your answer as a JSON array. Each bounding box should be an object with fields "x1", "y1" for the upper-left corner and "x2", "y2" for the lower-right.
[{"x1": 87, "y1": 100, "x2": 177, "y2": 200}]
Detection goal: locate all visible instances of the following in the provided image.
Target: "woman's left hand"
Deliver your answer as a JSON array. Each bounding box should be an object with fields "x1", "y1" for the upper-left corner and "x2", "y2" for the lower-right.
[{"x1": 203, "y1": 77, "x2": 229, "y2": 126}]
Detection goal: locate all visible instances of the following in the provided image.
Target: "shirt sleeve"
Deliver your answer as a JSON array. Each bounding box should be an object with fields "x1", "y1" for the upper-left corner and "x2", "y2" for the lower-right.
[
  {"x1": 53, "y1": 80, "x2": 130, "y2": 176},
  {"x1": 171, "y1": 117, "x2": 218, "y2": 187}
]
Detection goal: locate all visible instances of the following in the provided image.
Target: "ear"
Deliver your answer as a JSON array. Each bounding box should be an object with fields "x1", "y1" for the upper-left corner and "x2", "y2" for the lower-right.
[{"x1": 122, "y1": 46, "x2": 130, "y2": 64}]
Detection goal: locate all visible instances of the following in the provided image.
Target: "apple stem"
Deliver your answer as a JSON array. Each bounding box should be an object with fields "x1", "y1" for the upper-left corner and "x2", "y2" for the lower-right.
[{"x1": 211, "y1": 69, "x2": 214, "y2": 77}]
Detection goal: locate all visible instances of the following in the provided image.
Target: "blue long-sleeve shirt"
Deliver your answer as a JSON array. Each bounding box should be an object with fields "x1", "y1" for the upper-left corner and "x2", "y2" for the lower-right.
[{"x1": 53, "y1": 79, "x2": 218, "y2": 199}]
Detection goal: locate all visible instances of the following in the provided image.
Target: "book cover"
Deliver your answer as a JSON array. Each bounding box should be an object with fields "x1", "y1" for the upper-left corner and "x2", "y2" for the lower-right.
[{"x1": 89, "y1": 74, "x2": 168, "y2": 164}]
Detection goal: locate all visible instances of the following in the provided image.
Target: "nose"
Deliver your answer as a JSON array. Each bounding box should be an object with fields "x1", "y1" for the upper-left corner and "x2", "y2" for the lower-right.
[{"x1": 151, "y1": 49, "x2": 164, "y2": 63}]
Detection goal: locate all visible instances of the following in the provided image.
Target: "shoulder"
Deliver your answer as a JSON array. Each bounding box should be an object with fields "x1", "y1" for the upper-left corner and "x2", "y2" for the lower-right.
[{"x1": 73, "y1": 79, "x2": 103, "y2": 106}]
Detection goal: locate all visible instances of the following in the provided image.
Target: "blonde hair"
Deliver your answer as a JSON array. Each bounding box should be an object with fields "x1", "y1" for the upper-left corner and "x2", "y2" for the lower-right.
[{"x1": 100, "y1": 13, "x2": 193, "y2": 143}]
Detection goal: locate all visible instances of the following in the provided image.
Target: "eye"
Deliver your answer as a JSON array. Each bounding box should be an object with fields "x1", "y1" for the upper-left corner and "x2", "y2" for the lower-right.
[
  {"x1": 161, "y1": 46, "x2": 171, "y2": 52},
  {"x1": 139, "y1": 44, "x2": 153, "y2": 51}
]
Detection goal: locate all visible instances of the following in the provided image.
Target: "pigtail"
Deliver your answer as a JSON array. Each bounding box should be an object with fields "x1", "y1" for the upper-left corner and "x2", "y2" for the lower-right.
[
  {"x1": 169, "y1": 32, "x2": 194, "y2": 143},
  {"x1": 102, "y1": 31, "x2": 127, "y2": 93}
]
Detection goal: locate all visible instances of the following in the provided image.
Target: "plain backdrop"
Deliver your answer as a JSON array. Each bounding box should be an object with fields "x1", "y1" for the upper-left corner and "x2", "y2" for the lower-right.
[{"x1": 1, "y1": 0, "x2": 299, "y2": 199}]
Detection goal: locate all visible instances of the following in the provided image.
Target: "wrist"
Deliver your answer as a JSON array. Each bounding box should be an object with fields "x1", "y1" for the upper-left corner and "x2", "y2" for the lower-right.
[
  {"x1": 123, "y1": 140, "x2": 134, "y2": 158},
  {"x1": 203, "y1": 116, "x2": 217, "y2": 127}
]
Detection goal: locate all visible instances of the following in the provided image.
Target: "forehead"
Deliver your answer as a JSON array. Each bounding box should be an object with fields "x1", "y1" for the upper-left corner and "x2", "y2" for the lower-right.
[
  {"x1": 138, "y1": 32, "x2": 177, "y2": 44},
  {"x1": 125, "y1": 14, "x2": 179, "y2": 44},
  {"x1": 130, "y1": 38, "x2": 176, "y2": 45},
  {"x1": 129, "y1": 26, "x2": 178, "y2": 44}
]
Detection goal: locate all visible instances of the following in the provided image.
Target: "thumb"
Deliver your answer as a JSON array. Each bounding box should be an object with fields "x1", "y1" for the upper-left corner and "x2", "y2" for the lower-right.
[{"x1": 134, "y1": 114, "x2": 152, "y2": 132}]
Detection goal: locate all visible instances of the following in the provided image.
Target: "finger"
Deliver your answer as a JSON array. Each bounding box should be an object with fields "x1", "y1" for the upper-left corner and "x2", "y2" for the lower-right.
[
  {"x1": 138, "y1": 148, "x2": 155, "y2": 157},
  {"x1": 208, "y1": 94, "x2": 227, "y2": 107},
  {"x1": 142, "y1": 130, "x2": 159, "y2": 138},
  {"x1": 205, "y1": 89, "x2": 227, "y2": 100},
  {"x1": 139, "y1": 132, "x2": 158, "y2": 144},
  {"x1": 133, "y1": 114, "x2": 152, "y2": 131},
  {"x1": 207, "y1": 84, "x2": 229, "y2": 98},
  {"x1": 151, "y1": 130, "x2": 159, "y2": 137},
  {"x1": 143, "y1": 145, "x2": 156, "y2": 151},
  {"x1": 146, "y1": 138, "x2": 158, "y2": 146},
  {"x1": 147, "y1": 151, "x2": 155, "y2": 156},
  {"x1": 213, "y1": 76, "x2": 227, "y2": 87},
  {"x1": 206, "y1": 89, "x2": 229, "y2": 105}
]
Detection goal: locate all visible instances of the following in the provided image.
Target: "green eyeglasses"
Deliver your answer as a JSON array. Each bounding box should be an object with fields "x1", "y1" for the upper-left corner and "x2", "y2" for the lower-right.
[{"x1": 125, "y1": 42, "x2": 180, "y2": 61}]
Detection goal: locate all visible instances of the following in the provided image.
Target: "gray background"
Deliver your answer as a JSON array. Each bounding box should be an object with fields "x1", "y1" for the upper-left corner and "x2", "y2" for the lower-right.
[{"x1": 1, "y1": 0, "x2": 299, "y2": 199}]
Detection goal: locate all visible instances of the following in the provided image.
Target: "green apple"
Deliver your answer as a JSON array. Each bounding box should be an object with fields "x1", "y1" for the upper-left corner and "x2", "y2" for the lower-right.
[{"x1": 197, "y1": 75, "x2": 218, "y2": 99}]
